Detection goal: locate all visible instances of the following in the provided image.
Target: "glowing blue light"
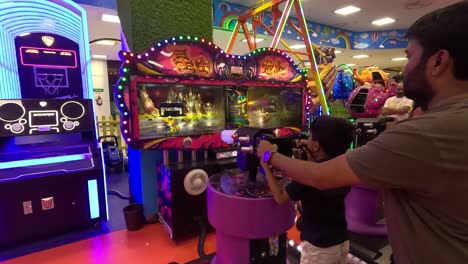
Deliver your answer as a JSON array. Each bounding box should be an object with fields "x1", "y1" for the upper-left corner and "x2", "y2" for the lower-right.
[
  {"x1": 87, "y1": 179, "x2": 100, "y2": 219},
  {"x1": 118, "y1": 95, "x2": 122, "y2": 98},
  {"x1": 165, "y1": 39, "x2": 168, "y2": 43},
  {"x1": 124, "y1": 112, "x2": 128, "y2": 116},
  {"x1": 0, "y1": 154, "x2": 91, "y2": 170},
  {"x1": 157, "y1": 43, "x2": 161, "y2": 47},
  {"x1": 120, "y1": 103, "x2": 124, "y2": 107}
]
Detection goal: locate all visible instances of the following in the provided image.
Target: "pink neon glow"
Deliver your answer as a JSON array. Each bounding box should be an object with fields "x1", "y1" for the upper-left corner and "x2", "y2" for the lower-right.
[{"x1": 19, "y1": 46, "x2": 77, "y2": 68}]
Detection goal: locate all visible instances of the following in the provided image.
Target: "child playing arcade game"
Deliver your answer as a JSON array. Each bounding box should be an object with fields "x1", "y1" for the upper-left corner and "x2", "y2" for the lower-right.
[{"x1": 261, "y1": 116, "x2": 355, "y2": 264}]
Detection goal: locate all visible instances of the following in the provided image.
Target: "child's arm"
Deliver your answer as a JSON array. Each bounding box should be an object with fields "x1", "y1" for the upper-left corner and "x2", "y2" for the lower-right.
[{"x1": 260, "y1": 160, "x2": 291, "y2": 204}]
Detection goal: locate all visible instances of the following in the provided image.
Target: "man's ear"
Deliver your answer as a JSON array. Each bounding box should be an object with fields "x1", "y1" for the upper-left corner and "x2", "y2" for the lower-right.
[
  {"x1": 312, "y1": 141, "x2": 320, "y2": 152},
  {"x1": 429, "y1": 50, "x2": 451, "y2": 76}
]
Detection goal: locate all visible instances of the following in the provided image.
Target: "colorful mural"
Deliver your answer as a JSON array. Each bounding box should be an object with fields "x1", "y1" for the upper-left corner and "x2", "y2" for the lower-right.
[
  {"x1": 75, "y1": 0, "x2": 409, "y2": 50},
  {"x1": 353, "y1": 29, "x2": 408, "y2": 50},
  {"x1": 213, "y1": 0, "x2": 408, "y2": 50}
]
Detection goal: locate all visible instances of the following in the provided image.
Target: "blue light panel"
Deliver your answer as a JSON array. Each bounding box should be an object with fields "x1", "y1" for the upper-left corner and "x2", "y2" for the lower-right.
[
  {"x1": 0, "y1": 153, "x2": 91, "y2": 170},
  {"x1": 87, "y1": 179, "x2": 100, "y2": 219}
]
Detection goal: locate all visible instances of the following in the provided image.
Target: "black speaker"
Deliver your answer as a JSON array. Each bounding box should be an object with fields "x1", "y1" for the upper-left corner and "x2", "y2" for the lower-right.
[
  {"x1": 60, "y1": 101, "x2": 85, "y2": 119},
  {"x1": 157, "y1": 159, "x2": 236, "y2": 241},
  {"x1": 0, "y1": 102, "x2": 25, "y2": 122}
]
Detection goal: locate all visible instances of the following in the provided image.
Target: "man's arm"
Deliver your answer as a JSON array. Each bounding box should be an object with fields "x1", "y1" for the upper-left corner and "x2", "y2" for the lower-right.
[
  {"x1": 261, "y1": 146, "x2": 360, "y2": 190},
  {"x1": 382, "y1": 105, "x2": 412, "y2": 115},
  {"x1": 261, "y1": 161, "x2": 291, "y2": 204}
]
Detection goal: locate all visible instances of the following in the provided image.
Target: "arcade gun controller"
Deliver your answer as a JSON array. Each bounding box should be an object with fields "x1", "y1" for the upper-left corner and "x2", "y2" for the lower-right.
[
  {"x1": 234, "y1": 127, "x2": 307, "y2": 181},
  {"x1": 207, "y1": 127, "x2": 306, "y2": 264}
]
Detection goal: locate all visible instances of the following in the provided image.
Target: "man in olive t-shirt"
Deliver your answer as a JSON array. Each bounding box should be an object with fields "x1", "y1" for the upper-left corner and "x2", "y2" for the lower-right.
[
  {"x1": 346, "y1": 93, "x2": 468, "y2": 263},
  {"x1": 256, "y1": 2, "x2": 468, "y2": 263}
]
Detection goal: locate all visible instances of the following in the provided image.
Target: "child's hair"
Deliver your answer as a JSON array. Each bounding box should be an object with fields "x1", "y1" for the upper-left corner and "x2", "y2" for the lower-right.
[{"x1": 310, "y1": 116, "x2": 355, "y2": 158}]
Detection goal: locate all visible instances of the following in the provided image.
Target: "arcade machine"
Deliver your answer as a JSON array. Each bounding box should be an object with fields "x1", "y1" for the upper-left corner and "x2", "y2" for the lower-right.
[
  {"x1": 208, "y1": 127, "x2": 303, "y2": 264},
  {"x1": 0, "y1": 1, "x2": 107, "y2": 247},
  {"x1": 115, "y1": 36, "x2": 309, "y2": 243}
]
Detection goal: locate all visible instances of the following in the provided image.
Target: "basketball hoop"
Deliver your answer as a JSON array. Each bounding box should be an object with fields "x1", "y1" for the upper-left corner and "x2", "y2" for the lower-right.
[{"x1": 35, "y1": 73, "x2": 64, "y2": 95}]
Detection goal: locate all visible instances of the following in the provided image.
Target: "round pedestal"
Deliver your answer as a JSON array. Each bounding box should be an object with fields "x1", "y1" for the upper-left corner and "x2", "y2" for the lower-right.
[
  {"x1": 345, "y1": 185, "x2": 386, "y2": 236},
  {"x1": 208, "y1": 169, "x2": 296, "y2": 264}
]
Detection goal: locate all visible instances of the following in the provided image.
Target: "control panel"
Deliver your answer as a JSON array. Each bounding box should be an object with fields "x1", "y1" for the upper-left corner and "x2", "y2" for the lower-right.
[{"x1": 0, "y1": 99, "x2": 94, "y2": 137}]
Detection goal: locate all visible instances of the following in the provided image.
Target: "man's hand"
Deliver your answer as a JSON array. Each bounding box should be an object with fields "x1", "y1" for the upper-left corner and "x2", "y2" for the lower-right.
[{"x1": 256, "y1": 140, "x2": 278, "y2": 161}]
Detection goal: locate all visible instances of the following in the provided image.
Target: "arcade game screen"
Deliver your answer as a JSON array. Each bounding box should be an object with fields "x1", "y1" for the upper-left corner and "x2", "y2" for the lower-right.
[
  {"x1": 135, "y1": 82, "x2": 226, "y2": 139},
  {"x1": 226, "y1": 86, "x2": 303, "y2": 129}
]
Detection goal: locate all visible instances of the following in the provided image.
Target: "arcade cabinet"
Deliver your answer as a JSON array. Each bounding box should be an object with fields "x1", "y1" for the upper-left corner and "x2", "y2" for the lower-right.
[
  {"x1": 115, "y1": 36, "x2": 309, "y2": 244},
  {"x1": 0, "y1": 0, "x2": 107, "y2": 247}
]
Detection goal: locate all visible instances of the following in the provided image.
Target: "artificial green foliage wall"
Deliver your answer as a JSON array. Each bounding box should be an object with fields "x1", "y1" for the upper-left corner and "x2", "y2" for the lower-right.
[{"x1": 117, "y1": 0, "x2": 213, "y2": 53}]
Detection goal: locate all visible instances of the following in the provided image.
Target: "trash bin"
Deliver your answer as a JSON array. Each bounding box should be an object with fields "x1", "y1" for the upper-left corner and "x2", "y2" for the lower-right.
[{"x1": 123, "y1": 203, "x2": 145, "y2": 231}]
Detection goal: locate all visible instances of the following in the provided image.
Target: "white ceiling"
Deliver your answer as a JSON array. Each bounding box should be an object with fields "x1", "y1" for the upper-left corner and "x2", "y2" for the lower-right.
[
  {"x1": 224, "y1": 0, "x2": 460, "y2": 31},
  {"x1": 83, "y1": 1, "x2": 457, "y2": 71}
]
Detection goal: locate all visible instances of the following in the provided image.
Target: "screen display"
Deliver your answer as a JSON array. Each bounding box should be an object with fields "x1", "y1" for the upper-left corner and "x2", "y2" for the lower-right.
[
  {"x1": 15, "y1": 33, "x2": 83, "y2": 99},
  {"x1": 136, "y1": 82, "x2": 226, "y2": 139},
  {"x1": 29, "y1": 111, "x2": 59, "y2": 127},
  {"x1": 226, "y1": 86, "x2": 303, "y2": 129},
  {"x1": 20, "y1": 47, "x2": 77, "y2": 68}
]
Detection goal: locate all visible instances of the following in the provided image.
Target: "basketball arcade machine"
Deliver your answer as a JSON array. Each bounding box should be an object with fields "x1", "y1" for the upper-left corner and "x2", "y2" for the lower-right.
[
  {"x1": 0, "y1": 0, "x2": 107, "y2": 247},
  {"x1": 116, "y1": 35, "x2": 309, "y2": 242}
]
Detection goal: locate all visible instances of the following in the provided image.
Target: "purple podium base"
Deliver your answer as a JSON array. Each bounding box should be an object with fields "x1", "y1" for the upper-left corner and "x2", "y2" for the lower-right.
[
  {"x1": 345, "y1": 185, "x2": 386, "y2": 236},
  {"x1": 207, "y1": 171, "x2": 296, "y2": 264}
]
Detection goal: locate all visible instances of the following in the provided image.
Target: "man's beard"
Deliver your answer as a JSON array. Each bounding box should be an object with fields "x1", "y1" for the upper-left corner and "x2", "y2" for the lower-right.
[{"x1": 403, "y1": 59, "x2": 434, "y2": 111}]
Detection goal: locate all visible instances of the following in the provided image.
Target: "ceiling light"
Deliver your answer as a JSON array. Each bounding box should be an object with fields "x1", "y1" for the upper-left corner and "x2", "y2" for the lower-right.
[
  {"x1": 304, "y1": 61, "x2": 311, "y2": 66},
  {"x1": 334, "y1": 5, "x2": 361, "y2": 16},
  {"x1": 290, "y1": 44, "x2": 306, "y2": 49},
  {"x1": 372, "y1": 17, "x2": 396, "y2": 26},
  {"x1": 92, "y1": 55, "x2": 108, "y2": 59},
  {"x1": 101, "y1": 14, "x2": 120, "y2": 23},
  {"x1": 334, "y1": 50, "x2": 342, "y2": 54},
  {"x1": 19, "y1": 33, "x2": 30, "y2": 37},
  {"x1": 353, "y1": 54, "x2": 369, "y2": 59},
  {"x1": 94, "y1": 40, "x2": 117, "y2": 46},
  {"x1": 392, "y1": 57, "x2": 408, "y2": 61},
  {"x1": 241, "y1": 38, "x2": 264, "y2": 43},
  {"x1": 346, "y1": 63, "x2": 356, "y2": 67}
]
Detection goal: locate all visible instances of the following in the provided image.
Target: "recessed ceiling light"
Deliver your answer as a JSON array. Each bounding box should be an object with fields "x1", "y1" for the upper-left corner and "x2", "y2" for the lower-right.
[
  {"x1": 92, "y1": 55, "x2": 108, "y2": 59},
  {"x1": 290, "y1": 44, "x2": 306, "y2": 49},
  {"x1": 94, "y1": 40, "x2": 117, "y2": 46},
  {"x1": 334, "y1": 5, "x2": 361, "y2": 16},
  {"x1": 372, "y1": 17, "x2": 396, "y2": 26},
  {"x1": 334, "y1": 50, "x2": 343, "y2": 54},
  {"x1": 392, "y1": 57, "x2": 408, "y2": 61},
  {"x1": 346, "y1": 63, "x2": 356, "y2": 67},
  {"x1": 353, "y1": 54, "x2": 369, "y2": 59},
  {"x1": 101, "y1": 14, "x2": 120, "y2": 23},
  {"x1": 241, "y1": 38, "x2": 264, "y2": 43}
]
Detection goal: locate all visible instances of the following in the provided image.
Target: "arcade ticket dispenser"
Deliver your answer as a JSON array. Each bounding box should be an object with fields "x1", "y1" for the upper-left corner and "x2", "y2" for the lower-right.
[{"x1": 0, "y1": 1, "x2": 107, "y2": 247}]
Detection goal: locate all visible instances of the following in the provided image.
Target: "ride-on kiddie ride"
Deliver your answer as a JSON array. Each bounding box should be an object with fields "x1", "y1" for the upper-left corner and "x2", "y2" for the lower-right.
[{"x1": 99, "y1": 135, "x2": 125, "y2": 170}]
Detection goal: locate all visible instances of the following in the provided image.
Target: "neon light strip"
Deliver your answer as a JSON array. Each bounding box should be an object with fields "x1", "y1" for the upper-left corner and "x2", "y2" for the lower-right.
[
  {"x1": 294, "y1": 0, "x2": 329, "y2": 115},
  {"x1": 87, "y1": 179, "x2": 100, "y2": 219},
  {"x1": 0, "y1": 153, "x2": 91, "y2": 170},
  {"x1": 19, "y1": 46, "x2": 78, "y2": 68},
  {"x1": 270, "y1": 0, "x2": 294, "y2": 48}
]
